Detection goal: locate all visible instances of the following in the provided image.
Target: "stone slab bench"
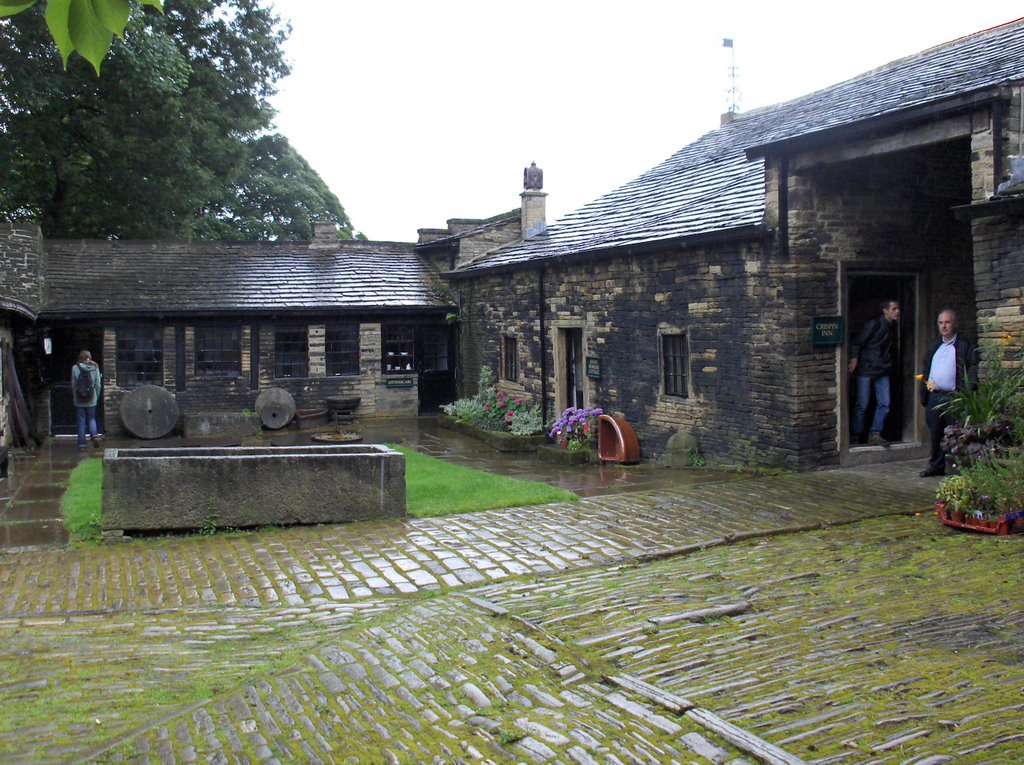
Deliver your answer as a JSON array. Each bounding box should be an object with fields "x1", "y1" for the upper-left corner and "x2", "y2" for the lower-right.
[{"x1": 102, "y1": 444, "x2": 406, "y2": 535}]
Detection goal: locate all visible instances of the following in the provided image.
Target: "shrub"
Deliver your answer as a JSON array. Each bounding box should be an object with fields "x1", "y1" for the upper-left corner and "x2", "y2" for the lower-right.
[{"x1": 441, "y1": 367, "x2": 544, "y2": 435}]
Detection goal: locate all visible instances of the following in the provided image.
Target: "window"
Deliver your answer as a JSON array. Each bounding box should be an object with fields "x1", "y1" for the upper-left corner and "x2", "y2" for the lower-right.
[
  {"x1": 325, "y1": 323, "x2": 359, "y2": 376},
  {"x1": 116, "y1": 327, "x2": 163, "y2": 387},
  {"x1": 662, "y1": 332, "x2": 689, "y2": 398},
  {"x1": 274, "y1": 326, "x2": 308, "y2": 378},
  {"x1": 501, "y1": 335, "x2": 518, "y2": 381},
  {"x1": 195, "y1": 326, "x2": 241, "y2": 378},
  {"x1": 421, "y1": 328, "x2": 448, "y2": 372},
  {"x1": 383, "y1": 325, "x2": 415, "y2": 372}
]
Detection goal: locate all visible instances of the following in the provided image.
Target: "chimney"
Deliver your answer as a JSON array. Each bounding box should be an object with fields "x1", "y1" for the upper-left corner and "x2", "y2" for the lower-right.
[
  {"x1": 521, "y1": 161, "x2": 547, "y2": 239},
  {"x1": 310, "y1": 220, "x2": 338, "y2": 248}
]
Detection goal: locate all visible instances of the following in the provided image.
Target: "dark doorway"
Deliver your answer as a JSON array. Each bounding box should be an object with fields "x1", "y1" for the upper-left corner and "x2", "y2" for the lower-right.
[
  {"x1": 417, "y1": 325, "x2": 455, "y2": 415},
  {"x1": 47, "y1": 329, "x2": 105, "y2": 436},
  {"x1": 846, "y1": 274, "x2": 916, "y2": 445},
  {"x1": 561, "y1": 328, "x2": 584, "y2": 410}
]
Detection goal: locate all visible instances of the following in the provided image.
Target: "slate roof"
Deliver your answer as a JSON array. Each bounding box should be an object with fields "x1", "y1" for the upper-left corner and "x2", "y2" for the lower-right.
[
  {"x1": 453, "y1": 17, "x2": 1024, "y2": 275},
  {"x1": 40, "y1": 240, "x2": 452, "y2": 318}
]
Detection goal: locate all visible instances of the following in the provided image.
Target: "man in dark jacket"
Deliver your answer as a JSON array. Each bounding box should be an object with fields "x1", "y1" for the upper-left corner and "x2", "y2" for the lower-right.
[
  {"x1": 919, "y1": 309, "x2": 979, "y2": 477},
  {"x1": 849, "y1": 299, "x2": 901, "y2": 446}
]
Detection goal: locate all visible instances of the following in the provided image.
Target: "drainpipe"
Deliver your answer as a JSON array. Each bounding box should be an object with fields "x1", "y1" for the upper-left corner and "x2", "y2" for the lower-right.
[
  {"x1": 538, "y1": 266, "x2": 548, "y2": 425},
  {"x1": 778, "y1": 155, "x2": 789, "y2": 257},
  {"x1": 993, "y1": 97, "x2": 1004, "y2": 196}
]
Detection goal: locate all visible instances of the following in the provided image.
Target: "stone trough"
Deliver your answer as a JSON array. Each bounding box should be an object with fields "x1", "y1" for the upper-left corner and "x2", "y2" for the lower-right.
[{"x1": 102, "y1": 444, "x2": 406, "y2": 535}]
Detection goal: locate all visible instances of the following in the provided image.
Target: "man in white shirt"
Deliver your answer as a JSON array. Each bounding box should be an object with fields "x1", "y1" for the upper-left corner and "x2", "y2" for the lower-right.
[{"x1": 919, "y1": 309, "x2": 978, "y2": 477}]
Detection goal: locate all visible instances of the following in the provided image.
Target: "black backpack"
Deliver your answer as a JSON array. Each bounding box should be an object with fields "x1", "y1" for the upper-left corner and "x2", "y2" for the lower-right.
[{"x1": 75, "y1": 364, "x2": 95, "y2": 403}]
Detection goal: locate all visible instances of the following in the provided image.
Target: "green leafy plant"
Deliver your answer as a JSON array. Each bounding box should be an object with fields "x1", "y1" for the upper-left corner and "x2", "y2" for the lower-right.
[
  {"x1": 688, "y1": 447, "x2": 706, "y2": 468},
  {"x1": 938, "y1": 338, "x2": 1023, "y2": 429},
  {"x1": 0, "y1": 0, "x2": 165, "y2": 75},
  {"x1": 939, "y1": 452, "x2": 1024, "y2": 519},
  {"x1": 509, "y1": 405, "x2": 544, "y2": 436}
]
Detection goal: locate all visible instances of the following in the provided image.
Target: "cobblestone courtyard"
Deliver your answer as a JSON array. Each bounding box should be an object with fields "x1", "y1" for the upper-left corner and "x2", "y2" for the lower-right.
[{"x1": 0, "y1": 443, "x2": 1022, "y2": 763}]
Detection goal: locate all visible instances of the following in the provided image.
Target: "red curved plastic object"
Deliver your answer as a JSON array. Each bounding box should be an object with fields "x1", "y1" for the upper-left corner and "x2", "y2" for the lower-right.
[{"x1": 597, "y1": 414, "x2": 640, "y2": 464}]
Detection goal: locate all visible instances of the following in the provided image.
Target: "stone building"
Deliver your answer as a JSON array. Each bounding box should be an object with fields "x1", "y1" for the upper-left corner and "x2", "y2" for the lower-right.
[
  {"x1": 0, "y1": 223, "x2": 468, "y2": 440},
  {"x1": 444, "y1": 19, "x2": 1024, "y2": 470},
  {"x1": 1, "y1": 19, "x2": 1022, "y2": 468}
]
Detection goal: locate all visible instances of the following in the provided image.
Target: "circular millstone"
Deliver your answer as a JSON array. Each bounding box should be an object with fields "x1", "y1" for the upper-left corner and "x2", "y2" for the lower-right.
[
  {"x1": 119, "y1": 385, "x2": 179, "y2": 439},
  {"x1": 255, "y1": 387, "x2": 296, "y2": 430}
]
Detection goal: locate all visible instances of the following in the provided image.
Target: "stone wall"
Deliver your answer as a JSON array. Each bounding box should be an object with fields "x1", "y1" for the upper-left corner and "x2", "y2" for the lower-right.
[
  {"x1": 455, "y1": 137, "x2": 983, "y2": 470},
  {"x1": 972, "y1": 215, "x2": 1024, "y2": 350},
  {"x1": 98, "y1": 320, "x2": 419, "y2": 437}
]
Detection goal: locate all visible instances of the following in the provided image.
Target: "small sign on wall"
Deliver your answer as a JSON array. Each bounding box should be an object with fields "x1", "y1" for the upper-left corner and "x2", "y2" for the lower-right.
[
  {"x1": 585, "y1": 356, "x2": 602, "y2": 380},
  {"x1": 385, "y1": 376, "x2": 415, "y2": 389},
  {"x1": 811, "y1": 316, "x2": 845, "y2": 345}
]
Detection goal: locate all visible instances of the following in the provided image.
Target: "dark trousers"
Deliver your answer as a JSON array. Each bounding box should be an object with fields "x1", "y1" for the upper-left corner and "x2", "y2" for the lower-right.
[{"x1": 925, "y1": 391, "x2": 954, "y2": 471}]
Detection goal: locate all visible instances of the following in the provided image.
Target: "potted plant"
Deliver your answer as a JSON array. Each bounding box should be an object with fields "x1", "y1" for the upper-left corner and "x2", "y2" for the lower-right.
[
  {"x1": 549, "y1": 406, "x2": 604, "y2": 453},
  {"x1": 933, "y1": 337, "x2": 1024, "y2": 533}
]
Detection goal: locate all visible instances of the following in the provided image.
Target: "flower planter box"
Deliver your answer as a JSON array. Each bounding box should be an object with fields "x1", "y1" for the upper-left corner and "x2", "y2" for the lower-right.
[
  {"x1": 438, "y1": 415, "x2": 548, "y2": 452},
  {"x1": 934, "y1": 501, "x2": 1024, "y2": 535},
  {"x1": 536, "y1": 443, "x2": 597, "y2": 465}
]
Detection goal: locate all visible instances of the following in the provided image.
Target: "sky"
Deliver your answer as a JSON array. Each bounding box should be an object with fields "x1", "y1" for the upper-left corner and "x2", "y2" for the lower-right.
[{"x1": 269, "y1": 2, "x2": 1024, "y2": 242}]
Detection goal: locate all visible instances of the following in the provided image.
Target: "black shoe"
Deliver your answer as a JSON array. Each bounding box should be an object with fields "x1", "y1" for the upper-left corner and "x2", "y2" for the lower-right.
[
  {"x1": 920, "y1": 466, "x2": 945, "y2": 477},
  {"x1": 867, "y1": 433, "x2": 890, "y2": 447}
]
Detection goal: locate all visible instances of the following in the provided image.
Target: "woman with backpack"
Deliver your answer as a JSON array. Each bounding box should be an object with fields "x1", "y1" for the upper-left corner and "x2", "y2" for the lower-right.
[{"x1": 72, "y1": 349, "x2": 103, "y2": 449}]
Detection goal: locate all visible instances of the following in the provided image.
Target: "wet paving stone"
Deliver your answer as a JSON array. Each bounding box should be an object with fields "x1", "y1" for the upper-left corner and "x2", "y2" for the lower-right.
[
  {"x1": 3, "y1": 430, "x2": 1013, "y2": 763},
  {"x1": 471, "y1": 515, "x2": 1024, "y2": 764}
]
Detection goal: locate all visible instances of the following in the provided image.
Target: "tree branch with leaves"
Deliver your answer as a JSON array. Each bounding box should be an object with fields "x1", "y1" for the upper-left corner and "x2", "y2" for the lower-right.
[{"x1": 0, "y1": 0, "x2": 163, "y2": 74}]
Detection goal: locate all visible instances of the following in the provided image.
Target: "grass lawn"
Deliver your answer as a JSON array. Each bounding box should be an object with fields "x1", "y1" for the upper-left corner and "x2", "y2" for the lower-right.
[
  {"x1": 61, "y1": 448, "x2": 578, "y2": 542},
  {"x1": 394, "y1": 445, "x2": 578, "y2": 517}
]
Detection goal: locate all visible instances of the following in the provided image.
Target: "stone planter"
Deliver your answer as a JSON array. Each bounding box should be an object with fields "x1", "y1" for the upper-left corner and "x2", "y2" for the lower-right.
[
  {"x1": 102, "y1": 444, "x2": 406, "y2": 535},
  {"x1": 537, "y1": 443, "x2": 595, "y2": 465},
  {"x1": 438, "y1": 415, "x2": 548, "y2": 453}
]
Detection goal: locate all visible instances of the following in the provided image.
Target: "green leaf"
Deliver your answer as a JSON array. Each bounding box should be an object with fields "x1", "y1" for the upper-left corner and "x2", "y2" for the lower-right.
[
  {"x1": 93, "y1": 0, "x2": 130, "y2": 38},
  {"x1": 44, "y1": 0, "x2": 75, "y2": 67},
  {"x1": 0, "y1": 1, "x2": 36, "y2": 18},
  {"x1": 67, "y1": 0, "x2": 116, "y2": 74}
]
